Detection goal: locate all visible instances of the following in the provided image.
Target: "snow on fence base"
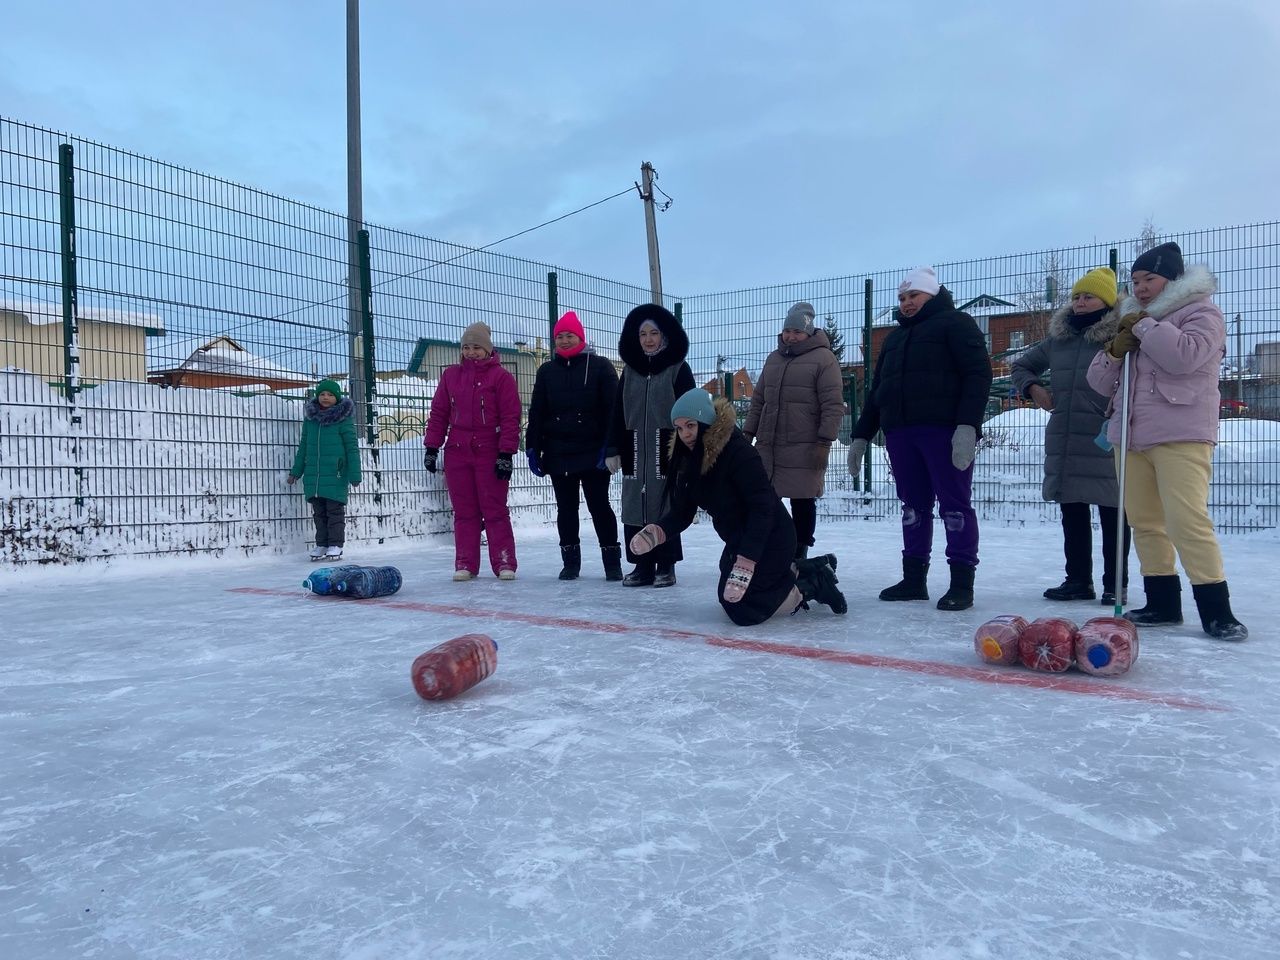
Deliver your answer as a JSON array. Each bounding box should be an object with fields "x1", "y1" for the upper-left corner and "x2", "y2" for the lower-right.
[{"x1": 4, "y1": 371, "x2": 1280, "y2": 564}]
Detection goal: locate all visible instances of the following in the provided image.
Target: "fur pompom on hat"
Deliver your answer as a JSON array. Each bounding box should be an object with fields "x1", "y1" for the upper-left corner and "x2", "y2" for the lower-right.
[
  {"x1": 315, "y1": 378, "x2": 343, "y2": 399},
  {"x1": 898, "y1": 266, "x2": 940, "y2": 296},
  {"x1": 671, "y1": 388, "x2": 716, "y2": 426},
  {"x1": 1131, "y1": 241, "x2": 1184, "y2": 281},
  {"x1": 1070, "y1": 267, "x2": 1118, "y2": 307},
  {"x1": 783, "y1": 301, "x2": 816, "y2": 335},
  {"x1": 460, "y1": 321, "x2": 494, "y2": 354},
  {"x1": 553, "y1": 311, "x2": 586, "y2": 341}
]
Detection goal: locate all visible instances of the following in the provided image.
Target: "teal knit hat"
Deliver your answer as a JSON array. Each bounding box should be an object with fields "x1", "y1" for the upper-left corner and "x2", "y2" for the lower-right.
[
  {"x1": 671, "y1": 388, "x2": 715, "y2": 425},
  {"x1": 315, "y1": 378, "x2": 343, "y2": 400}
]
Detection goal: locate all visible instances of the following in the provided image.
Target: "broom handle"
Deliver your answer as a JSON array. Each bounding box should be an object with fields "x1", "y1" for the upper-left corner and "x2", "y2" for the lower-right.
[{"x1": 1113, "y1": 353, "x2": 1131, "y2": 618}]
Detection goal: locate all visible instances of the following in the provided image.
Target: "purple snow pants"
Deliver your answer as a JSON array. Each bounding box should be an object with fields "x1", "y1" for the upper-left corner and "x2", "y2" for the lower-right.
[
  {"x1": 444, "y1": 444, "x2": 517, "y2": 576},
  {"x1": 884, "y1": 424, "x2": 979, "y2": 567}
]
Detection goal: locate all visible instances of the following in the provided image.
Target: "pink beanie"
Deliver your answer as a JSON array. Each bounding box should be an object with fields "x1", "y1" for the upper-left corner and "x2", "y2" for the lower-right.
[
  {"x1": 553, "y1": 311, "x2": 585, "y2": 340},
  {"x1": 553, "y1": 311, "x2": 587, "y2": 357}
]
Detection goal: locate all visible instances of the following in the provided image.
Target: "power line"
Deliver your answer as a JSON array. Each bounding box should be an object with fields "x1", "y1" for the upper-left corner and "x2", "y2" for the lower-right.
[{"x1": 270, "y1": 185, "x2": 637, "y2": 323}]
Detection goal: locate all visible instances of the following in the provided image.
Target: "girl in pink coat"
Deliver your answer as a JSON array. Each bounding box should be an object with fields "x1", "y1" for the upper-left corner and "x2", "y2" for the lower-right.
[
  {"x1": 1086, "y1": 242, "x2": 1246, "y2": 640},
  {"x1": 423, "y1": 322, "x2": 522, "y2": 581}
]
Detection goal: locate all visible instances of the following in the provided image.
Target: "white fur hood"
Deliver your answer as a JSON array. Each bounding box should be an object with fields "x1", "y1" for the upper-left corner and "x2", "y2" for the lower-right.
[{"x1": 1116, "y1": 263, "x2": 1217, "y2": 320}]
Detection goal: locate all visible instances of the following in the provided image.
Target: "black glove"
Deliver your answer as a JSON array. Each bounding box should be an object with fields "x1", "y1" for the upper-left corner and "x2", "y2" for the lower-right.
[
  {"x1": 423, "y1": 448, "x2": 439, "y2": 473},
  {"x1": 495, "y1": 453, "x2": 513, "y2": 481}
]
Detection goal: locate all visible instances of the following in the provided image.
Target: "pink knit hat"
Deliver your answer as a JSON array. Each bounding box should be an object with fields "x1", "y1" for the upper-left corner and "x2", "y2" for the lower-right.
[{"x1": 553, "y1": 311, "x2": 586, "y2": 341}]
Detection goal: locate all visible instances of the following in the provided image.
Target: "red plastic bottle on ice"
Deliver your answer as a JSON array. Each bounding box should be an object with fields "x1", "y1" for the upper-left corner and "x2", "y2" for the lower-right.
[{"x1": 411, "y1": 634, "x2": 499, "y2": 701}]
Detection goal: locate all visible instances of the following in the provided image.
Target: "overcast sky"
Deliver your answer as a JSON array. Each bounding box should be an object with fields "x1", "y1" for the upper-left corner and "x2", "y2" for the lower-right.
[{"x1": 4, "y1": 0, "x2": 1279, "y2": 296}]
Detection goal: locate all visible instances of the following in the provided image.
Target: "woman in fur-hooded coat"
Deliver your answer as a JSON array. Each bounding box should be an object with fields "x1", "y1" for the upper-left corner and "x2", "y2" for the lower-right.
[
  {"x1": 1011, "y1": 267, "x2": 1130, "y2": 602},
  {"x1": 605, "y1": 303, "x2": 695, "y2": 586},
  {"x1": 1086, "y1": 243, "x2": 1246, "y2": 639}
]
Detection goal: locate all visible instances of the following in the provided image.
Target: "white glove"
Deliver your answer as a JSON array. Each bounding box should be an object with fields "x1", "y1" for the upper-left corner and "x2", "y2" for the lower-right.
[
  {"x1": 605, "y1": 454, "x2": 622, "y2": 475},
  {"x1": 722, "y1": 556, "x2": 756, "y2": 603},
  {"x1": 629, "y1": 523, "x2": 666, "y2": 556},
  {"x1": 847, "y1": 438, "x2": 868, "y2": 476},
  {"x1": 951, "y1": 425, "x2": 977, "y2": 470}
]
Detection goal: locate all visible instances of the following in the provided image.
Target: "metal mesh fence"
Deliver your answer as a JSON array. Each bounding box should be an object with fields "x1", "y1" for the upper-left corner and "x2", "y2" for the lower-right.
[
  {"x1": 682, "y1": 229, "x2": 1280, "y2": 532},
  {"x1": 3, "y1": 115, "x2": 1279, "y2": 563}
]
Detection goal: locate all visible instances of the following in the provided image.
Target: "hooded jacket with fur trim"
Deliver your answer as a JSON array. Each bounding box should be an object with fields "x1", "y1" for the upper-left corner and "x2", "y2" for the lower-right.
[
  {"x1": 660, "y1": 397, "x2": 799, "y2": 625},
  {"x1": 1086, "y1": 264, "x2": 1225, "y2": 451},
  {"x1": 1011, "y1": 304, "x2": 1121, "y2": 506},
  {"x1": 290, "y1": 396, "x2": 362, "y2": 503}
]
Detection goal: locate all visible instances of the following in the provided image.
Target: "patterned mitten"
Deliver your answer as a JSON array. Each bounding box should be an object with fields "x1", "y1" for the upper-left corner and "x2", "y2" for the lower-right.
[{"x1": 722, "y1": 556, "x2": 757, "y2": 604}]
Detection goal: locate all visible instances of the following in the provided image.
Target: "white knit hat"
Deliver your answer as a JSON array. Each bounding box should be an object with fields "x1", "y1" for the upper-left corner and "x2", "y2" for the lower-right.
[{"x1": 898, "y1": 266, "x2": 940, "y2": 296}]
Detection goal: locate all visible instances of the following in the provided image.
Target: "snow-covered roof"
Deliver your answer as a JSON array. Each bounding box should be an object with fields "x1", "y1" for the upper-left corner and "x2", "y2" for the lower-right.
[
  {"x1": 147, "y1": 334, "x2": 309, "y2": 382},
  {"x1": 1, "y1": 298, "x2": 165, "y2": 333}
]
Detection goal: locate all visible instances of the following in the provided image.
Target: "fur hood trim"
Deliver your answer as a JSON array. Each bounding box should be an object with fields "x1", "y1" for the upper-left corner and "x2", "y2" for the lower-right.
[
  {"x1": 1116, "y1": 263, "x2": 1217, "y2": 320},
  {"x1": 668, "y1": 396, "x2": 738, "y2": 475},
  {"x1": 304, "y1": 396, "x2": 355, "y2": 425},
  {"x1": 1046, "y1": 304, "x2": 1122, "y2": 344}
]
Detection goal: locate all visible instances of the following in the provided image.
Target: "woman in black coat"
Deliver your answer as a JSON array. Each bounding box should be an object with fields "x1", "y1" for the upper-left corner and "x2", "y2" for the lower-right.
[
  {"x1": 525, "y1": 311, "x2": 622, "y2": 581},
  {"x1": 630, "y1": 389, "x2": 847, "y2": 626}
]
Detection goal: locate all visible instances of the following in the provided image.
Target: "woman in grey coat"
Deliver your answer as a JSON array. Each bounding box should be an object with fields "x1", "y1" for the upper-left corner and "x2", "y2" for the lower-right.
[{"x1": 1011, "y1": 267, "x2": 1131, "y2": 605}]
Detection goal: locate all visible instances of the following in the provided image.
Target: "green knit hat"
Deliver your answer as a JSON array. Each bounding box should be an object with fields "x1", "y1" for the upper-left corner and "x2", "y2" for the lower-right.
[
  {"x1": 671, "y1": 388, "x2": 716, "y2": 425},
  {"x1": 315, "y1": 378, "x2": 343, "y2": 400}
]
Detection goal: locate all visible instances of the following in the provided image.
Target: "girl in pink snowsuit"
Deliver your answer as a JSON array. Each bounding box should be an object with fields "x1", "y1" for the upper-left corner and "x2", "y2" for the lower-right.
[{"x1": 423, "y1": 322, "x2": 522, "y2": 580}]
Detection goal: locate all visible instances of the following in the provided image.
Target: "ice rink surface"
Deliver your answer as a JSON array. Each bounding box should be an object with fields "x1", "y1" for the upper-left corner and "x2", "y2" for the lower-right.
[{"x1": 2, "y1": 521, "x2": 1277, "y2": 960}]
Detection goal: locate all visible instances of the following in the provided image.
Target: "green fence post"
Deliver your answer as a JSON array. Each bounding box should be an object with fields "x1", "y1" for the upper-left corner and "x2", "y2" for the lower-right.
[
  {"x1": 862, "y1": 278, "x2": 873, "y2": 493},
  {"x1": 57, "y1": 143, "x2": 85, "y2": 514},
  {"x1": 547, "y1": 271, "x2": 558, "y2": 342},
  {"x1": 357, "y1": 229, "x2": 376, "y2": 444},
  {"x1": 357, "y1": 229, "x2": 384, "y2": 529},
  {"x1": 673, "y1": 301, "x2": 683, "y2": 326},
  {"x1": 58, "y1": 144, "x2": 79, "y2": 409}
]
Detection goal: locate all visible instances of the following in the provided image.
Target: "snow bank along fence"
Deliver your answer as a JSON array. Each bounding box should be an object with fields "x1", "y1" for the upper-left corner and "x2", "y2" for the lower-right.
[{"x1": 2, "y1": 117, "x2": 1279, "y2": 563}]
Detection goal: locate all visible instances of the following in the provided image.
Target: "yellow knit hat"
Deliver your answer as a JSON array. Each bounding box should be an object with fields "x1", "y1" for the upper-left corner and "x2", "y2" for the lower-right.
[{"x1": 1070, "y1": 267, "x2": 1118, "y2": 307}]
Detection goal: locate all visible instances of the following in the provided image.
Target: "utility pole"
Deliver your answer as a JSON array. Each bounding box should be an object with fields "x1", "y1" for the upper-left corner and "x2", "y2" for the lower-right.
[
  {"x1": 638, "y1": 162, "x2": 663, "y2": 305},
  {"x1": 346, "y1": 0, "x2": 366, "y2": 420}
]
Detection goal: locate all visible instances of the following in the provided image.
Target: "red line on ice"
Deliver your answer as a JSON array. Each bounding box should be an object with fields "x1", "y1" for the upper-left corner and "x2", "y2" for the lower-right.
[{"x1": 229, "y1": 587, "x2": 1225, "y2": 712}]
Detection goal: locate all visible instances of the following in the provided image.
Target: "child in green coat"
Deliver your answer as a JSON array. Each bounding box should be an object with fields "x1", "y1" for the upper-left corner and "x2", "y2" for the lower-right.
[{"x1": 288, "y1": 379, "x2": 362, "y2": 560}]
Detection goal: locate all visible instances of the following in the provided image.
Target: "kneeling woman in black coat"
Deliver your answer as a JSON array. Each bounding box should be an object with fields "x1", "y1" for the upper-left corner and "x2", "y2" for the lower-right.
[{"x1": 630, "y1": 389, "x2": 847, "y2": 626}]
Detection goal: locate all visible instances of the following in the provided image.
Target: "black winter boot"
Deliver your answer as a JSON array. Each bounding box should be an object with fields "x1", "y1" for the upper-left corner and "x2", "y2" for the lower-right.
[
  {"x1": 936, "y1": 563, "x2": 975, "y2": 611},
  {"x1": 557, "y1": 543, "x2": 581, "y2": 581},
  {"x1": 622, "y1": 561, "x2": 655, "y2": 587},
  {"x1": 879, "y1": 557, "x2": 929, "y2": 602},
  {"x1": 652, "y1": 563, "x2": 677, "y2": 588},
  {"x1": 1124, "y1": 574, "x2": 1183, "y2": 626},
  {"x1": 796, "y1": 555, "x2": 847, "y2": 614},
  {"x1": 601, "y1": 544, "x2": 623, "y2": 582},
  {"x1": 1191, "y1": 581, "x2": 1249, "y2": 640},
  {"x1": 1043, "y1": 579, "x2": 1096, "y2": 601}
]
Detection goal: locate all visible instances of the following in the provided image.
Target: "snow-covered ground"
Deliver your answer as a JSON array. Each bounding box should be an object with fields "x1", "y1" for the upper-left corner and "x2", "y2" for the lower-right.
[{"x1": 2, "y1": 519, "x2": 1277, "y2": 960}]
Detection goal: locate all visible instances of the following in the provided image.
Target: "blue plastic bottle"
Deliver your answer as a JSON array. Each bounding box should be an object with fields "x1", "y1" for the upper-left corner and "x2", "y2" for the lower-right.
[
  {"x1": 303, "y1": 565, "x2": 361, "y2": 596},
  {"x1": 332, "y1": 565, "x2": 403, "y2": 599}
]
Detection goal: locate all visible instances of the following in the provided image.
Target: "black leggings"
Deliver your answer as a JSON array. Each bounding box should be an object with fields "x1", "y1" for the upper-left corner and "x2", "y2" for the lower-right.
[
  {"x1": 550, "y1": 470, "x2": 618, "y2": 547},
  {"x1": 789, "y1": 498, "x2": 817, "y2": 548},
  {"x1": 1061, "y1": 501, "x2": 1131, "y2": 592}
]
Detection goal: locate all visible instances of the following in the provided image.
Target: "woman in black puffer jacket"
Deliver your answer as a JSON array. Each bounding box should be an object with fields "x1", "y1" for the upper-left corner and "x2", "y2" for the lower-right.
[{"x1": 525, "y1": 311, "x2": 622, "y2": 581}]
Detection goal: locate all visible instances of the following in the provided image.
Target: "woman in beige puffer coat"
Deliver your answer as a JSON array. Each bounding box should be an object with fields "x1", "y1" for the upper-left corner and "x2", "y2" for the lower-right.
[{"x1": 743, "y1": 301, "x2": 845, "y2": 559}]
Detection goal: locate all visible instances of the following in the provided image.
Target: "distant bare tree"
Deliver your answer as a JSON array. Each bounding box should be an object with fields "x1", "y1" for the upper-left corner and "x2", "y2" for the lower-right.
[
  {"x1": 1118, "y1": 218, "x2": 1161, "y2": 295},
  {"x1": 1013, "y1": 250, "x2": 1072, "y2": 344}
]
